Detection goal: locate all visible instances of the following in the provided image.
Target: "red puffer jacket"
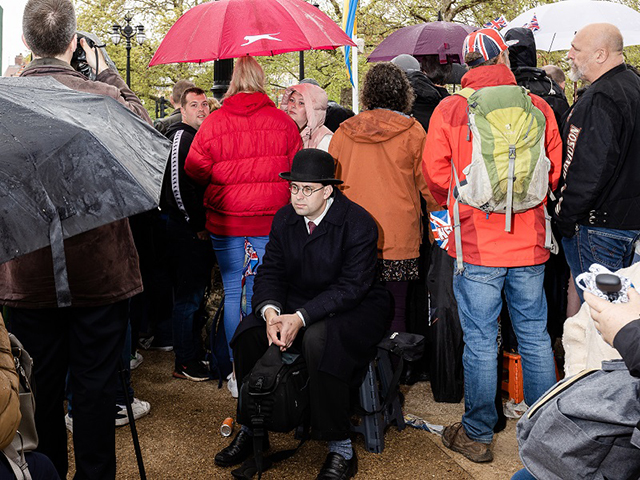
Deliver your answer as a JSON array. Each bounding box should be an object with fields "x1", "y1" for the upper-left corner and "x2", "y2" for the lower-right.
[{"x1": 186, "y1": 92, "x2": 302, "y2": 236}]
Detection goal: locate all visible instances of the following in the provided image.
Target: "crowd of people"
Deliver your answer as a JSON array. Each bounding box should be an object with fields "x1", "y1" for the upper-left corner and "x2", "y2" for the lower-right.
[{"x1": 1, "y1": 0, "x2": 639, "y2": 479}]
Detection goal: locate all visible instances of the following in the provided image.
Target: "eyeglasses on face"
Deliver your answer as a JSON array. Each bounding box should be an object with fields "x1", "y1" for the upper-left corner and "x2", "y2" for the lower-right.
[{"x1": 289, "y1": 184, "x2": 324, "y2": 197}]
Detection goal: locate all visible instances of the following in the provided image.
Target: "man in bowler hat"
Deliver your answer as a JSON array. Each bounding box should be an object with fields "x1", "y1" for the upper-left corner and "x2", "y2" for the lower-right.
[{"x1": 214, "y1": 149, "x2": 389, "y2": 479}]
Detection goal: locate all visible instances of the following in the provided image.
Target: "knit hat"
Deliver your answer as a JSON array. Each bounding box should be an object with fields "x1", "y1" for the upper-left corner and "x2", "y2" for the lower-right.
[
  {"x1": 463, "y1": 28, "x2": 516, "y2": 67},
  {"x1": 391, "y1": 54, "x2": 421, "y2": 74}
]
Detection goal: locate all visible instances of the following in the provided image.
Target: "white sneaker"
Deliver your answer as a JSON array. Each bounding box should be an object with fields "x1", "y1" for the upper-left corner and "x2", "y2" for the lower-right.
[
  {"x1": 227, "y1": 373, "x2": 238, "y2": 398},
  {"x1": 130, "y1": 351, "x2": 144, "y2": 370},
  {"x1": 115, "y1": 398, "x2": 151, "y2": 427},
  {"x1": 65, "y1": 413, "x2": 73, "y2": 433}
]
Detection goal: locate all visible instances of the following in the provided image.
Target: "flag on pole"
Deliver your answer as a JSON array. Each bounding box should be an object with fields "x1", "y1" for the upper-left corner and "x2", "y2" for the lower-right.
[
  {"x1": 343, "y1": 0, "x2": 359, "y2": 87},
  {"x1": 524, "y1": 14, "x2": 540, "y2": 32},
  {"x1": 483, "y1": 15, "x2": 508, "y2": 30}
]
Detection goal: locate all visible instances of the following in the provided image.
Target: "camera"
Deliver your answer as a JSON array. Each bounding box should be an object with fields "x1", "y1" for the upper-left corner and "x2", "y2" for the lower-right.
[
  {"x1": 70, "y1": 33, "x2": 96, "y2": 79},
  {"x1": 70, "y1": 31, "x2": 119, "y2": 80},
  {"x1": 576, "y1": 264, "x2": 633, "y2": 303}
]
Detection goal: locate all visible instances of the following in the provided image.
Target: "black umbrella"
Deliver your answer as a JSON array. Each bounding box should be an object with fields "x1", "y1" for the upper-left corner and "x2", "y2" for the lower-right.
[{"x1": 0, "y1": 76, "x2": 170, "y2": 306}]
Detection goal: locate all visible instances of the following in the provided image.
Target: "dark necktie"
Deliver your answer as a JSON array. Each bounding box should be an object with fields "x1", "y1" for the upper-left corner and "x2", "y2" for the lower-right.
[{"x1": 308, "y1": 221, "x2": 316, "y2": 235}]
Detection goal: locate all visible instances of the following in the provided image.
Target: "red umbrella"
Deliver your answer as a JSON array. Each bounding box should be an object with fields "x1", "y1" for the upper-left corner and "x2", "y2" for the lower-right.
[
  {"x1": 368, "y1": 22, "x2": 477, "y2": 64},
  {"x1": 149, "y1": 0, "x2": 355, "y2": 66}
]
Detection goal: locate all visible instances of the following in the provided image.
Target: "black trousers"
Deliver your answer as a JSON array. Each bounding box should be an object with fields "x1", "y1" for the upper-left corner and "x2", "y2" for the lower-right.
[
  {"x1": 8, "y1": 301, "x2": 129, "y2": 480},
  {"x1": 234, "y1": 321, "x2": 352, "y2": 441}
]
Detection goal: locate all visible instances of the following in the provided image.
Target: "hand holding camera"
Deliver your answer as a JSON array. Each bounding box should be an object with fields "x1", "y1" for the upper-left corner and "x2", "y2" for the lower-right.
[
  {"x1": 585, "y1": 288, "x2": 640, "y2": 346},
  {"x1": 71, "y1": 32, "x2": 119, "y2": 80},
  {"x1": 79, "y1": 37, "x2": 108, "y2": 75},
  {"x1": 575, "y1": 264, "x2": 632, "y2": 303}
]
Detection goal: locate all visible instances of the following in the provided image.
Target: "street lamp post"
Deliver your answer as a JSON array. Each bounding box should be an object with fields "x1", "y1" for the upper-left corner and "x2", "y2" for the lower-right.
[{"x1": 110, "y1": 13, "x2": 146, "y2": 87}]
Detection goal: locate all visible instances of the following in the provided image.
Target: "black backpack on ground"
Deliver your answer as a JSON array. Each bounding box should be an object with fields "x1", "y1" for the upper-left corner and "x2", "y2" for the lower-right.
[{"x1": 236, "y1": 345, "x2": 310, "y2": 479}]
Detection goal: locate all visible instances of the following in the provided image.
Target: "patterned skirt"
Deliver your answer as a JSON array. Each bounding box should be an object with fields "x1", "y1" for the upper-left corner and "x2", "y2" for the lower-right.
[{"x1": 377, "y1": 257, "x2": 420, "y2": 282}]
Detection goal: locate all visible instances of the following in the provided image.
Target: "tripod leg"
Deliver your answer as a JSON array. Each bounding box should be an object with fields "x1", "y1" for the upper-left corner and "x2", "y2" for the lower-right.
[{"x1": 119, "y1": 358, "x2": 147, "y2": 480}]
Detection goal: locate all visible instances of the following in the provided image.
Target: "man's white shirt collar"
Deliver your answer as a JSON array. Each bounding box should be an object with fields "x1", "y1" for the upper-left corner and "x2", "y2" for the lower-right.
[{"x1": 304, "y1": 197, "x2": 333, "y2": 234}]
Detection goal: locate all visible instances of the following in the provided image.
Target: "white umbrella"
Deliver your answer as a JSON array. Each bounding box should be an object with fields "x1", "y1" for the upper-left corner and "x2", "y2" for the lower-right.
[{"x1": 505, "y1": 0, "x2": 640, "y2": 51}]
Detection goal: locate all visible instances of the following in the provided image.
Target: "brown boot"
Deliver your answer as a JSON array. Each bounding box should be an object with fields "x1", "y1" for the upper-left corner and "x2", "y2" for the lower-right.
[{"x1": 442, "y1": 422, "x2": 493, "y2": 463}]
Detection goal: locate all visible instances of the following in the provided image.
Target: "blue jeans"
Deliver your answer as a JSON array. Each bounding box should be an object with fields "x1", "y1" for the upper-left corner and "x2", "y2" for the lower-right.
[
  {"x1": 562, "y1": 225, "x2": 640, "y2": 302},
  {"x1": 511, "y1": 468, "x2": 536, "y2": 480},
  {"x1": 168, "y1": 218, "x2": 214, "y2": 366},
  {"x1": 210, "y1": 235, "x2": 268, "y2": 361},
  {"x1": 453, "y1": 262, "x2": 557, "y2": 443}
]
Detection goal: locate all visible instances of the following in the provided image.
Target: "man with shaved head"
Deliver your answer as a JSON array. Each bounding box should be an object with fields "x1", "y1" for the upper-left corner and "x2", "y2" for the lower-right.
[{"x1": 554, "y1": 23, "x2": 640, "y2": 298}]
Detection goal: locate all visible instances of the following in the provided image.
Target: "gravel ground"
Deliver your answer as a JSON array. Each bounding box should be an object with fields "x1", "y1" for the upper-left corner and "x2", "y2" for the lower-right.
[{"x1": 66, "y1": 350, "x2": 525, "y2": 479}]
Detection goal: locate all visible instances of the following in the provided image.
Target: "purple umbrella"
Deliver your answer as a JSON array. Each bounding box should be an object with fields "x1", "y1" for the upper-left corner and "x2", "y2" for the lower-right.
[{"x1": 368, "y1": 21, "x2": 477, "y2": 63}]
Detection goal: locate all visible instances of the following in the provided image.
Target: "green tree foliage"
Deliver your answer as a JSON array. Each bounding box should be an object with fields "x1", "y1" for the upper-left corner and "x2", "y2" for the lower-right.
[{"x1": 73, "y1": 0, "x2": 640, "y2": 116}]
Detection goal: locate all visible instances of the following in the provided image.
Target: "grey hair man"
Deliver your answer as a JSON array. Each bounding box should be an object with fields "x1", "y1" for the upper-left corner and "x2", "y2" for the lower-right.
[{"x1": 554, "y1": 23, "x2": 640, "y2": 301}]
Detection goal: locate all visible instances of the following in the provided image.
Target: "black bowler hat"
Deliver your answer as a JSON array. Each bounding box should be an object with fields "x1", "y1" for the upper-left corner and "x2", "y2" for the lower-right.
[{"x1": 279, "y1": 149, "x2": 343, "y2": 185}]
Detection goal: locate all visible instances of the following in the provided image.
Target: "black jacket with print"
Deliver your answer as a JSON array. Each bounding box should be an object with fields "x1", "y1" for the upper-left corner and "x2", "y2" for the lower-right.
[{"x1": 554, "y1": 64, "x2": 640, "y2": 237}]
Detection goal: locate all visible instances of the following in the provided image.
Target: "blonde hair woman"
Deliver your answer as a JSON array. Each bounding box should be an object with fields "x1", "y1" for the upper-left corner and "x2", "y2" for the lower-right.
[{"x1": 185, "y1": 56, "x2": 302, "y2": 394}]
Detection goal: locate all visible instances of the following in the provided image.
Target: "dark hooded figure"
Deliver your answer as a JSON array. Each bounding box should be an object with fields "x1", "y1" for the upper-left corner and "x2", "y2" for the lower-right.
[
  {"x1": 504, "y1": 27, "x2": 570, "y2": 126},
  {"x1": 391, "y1": 54, "x2": 450, "y2": 133}
]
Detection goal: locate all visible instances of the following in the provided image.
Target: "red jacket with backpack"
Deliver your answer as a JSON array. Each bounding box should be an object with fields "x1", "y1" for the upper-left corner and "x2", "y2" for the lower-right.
[{"x1": 423, "y1": 64, "x2": 562, "y2": 268}]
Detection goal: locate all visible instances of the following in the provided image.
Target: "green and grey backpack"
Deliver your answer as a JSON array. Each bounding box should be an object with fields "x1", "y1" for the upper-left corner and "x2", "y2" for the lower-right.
[{"x1": 450, "y1": 85, "x2": 554, "y2": 271}]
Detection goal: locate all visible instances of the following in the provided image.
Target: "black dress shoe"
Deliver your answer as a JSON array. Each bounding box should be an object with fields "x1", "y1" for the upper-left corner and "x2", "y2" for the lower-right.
[
  {"x1": 214, "y1": 430, "x2": 270, "y2": 467},
  {"x1": 316, "y1": 451, "x2": 358, "y2": 479}
]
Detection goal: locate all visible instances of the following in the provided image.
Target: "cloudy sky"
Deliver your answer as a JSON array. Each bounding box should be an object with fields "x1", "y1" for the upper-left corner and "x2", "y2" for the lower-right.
[{"x1": 1, "y1": 0, "x2": 28, "y2": 70}]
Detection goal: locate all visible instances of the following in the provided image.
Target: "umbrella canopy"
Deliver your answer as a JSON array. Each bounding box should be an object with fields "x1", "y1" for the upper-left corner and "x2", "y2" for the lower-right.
[
  {"x1": 506, "y1": 0, "x2": 640, "y2": 51},
  {"x1": 0, "y1": 77, "x2": 170, "y2": 305},
  {"x1": 149, "y1": 0, "x2": 355, "y2": 66},
  {"x1": 368, "y1": 21, "x2": 477, "y2": 63}
]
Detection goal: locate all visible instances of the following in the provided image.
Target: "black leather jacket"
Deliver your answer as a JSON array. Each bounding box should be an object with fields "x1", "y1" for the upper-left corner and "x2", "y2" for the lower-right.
[{"x1": 554, "y1": 64, "x2": 640, "y2": 236}]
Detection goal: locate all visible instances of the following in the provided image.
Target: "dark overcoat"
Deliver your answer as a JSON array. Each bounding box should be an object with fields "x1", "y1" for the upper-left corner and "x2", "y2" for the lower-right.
[{"x1": 236, "y1": 189, "x2": 389, "y2": 382}]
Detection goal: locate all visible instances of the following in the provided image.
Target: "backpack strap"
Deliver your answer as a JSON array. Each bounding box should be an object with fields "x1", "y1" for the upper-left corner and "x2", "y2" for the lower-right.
[
  {"x1": 454, "y1": 87, "x2": 476, "y2": 99},
  {"x1": 449, "y1": 162, "x2": 465, "y2": 274},
  {"x1": 447, "y1": 87, "x2": 477, "y2": 273},
  {"x1": 544, "y1": 189, "x2": 559, "y2": 254},
  {"x1": 527, "y1": 368, "x2": 599, "y2": 419},
  {"x1": 2, "y1": 435, "x2": 33, "y2": 480},
  {"x1": 252, "y1": 417, "x2": 266, "y2": 479}
]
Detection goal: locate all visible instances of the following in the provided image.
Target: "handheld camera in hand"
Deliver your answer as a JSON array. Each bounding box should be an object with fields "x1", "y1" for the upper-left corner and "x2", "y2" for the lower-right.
[
  {"x1": 576, "y1": 264, "x2": 633, "y2": 304},
  {"x1": 70, "y1": 31, "x2": 119, "y2": 81},
  {"x1": 70, "y1": 33, "x2": 96, "y2": 79}
]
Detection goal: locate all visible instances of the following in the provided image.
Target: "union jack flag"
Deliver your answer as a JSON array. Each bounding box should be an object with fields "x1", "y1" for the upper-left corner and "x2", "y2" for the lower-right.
[
  {"x1": 240, "y1": 238, "x2": 260, "y2": 317},
  {"x1": 429, "y1": 211, "x2": 453, "y2": 251},
  {"x1": 524, "y1": 14, "x2": 540, "y2": 32},
  {"x1": 483, "y1": 15, "x2": 508, "y2": 30}
]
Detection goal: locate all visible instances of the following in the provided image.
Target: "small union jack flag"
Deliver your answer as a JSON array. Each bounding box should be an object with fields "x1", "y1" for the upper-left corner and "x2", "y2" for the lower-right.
[
  {"x1": 483, "y1": 15, "x2": 508, "y2": 30},
  {"x1": 429, "y1": 211, "x2": 453, "y2": 251},
  {"x1": 524, "y1": 14, "x2": 540, "y2": 32},
  {"x1": 240, "y1": 238, "x2": 260, "y2": 317}
]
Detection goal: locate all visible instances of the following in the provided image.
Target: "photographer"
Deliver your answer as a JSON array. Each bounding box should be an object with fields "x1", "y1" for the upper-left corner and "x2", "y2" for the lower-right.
[
  {"x1": 0, "y1": 1, "x2": 151, "y2": 479},
  {"x1": 512, "y1": 289, "x2": 640, "y2": 480}
]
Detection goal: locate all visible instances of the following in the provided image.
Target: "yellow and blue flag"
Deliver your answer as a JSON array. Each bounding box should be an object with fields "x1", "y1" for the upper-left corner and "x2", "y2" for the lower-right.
[{"x1": 343, "y1": 0, "x2": 359, "y2": 86}]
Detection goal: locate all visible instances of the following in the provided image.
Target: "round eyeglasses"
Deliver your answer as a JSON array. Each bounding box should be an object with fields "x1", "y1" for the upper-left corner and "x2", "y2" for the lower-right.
[{"x1": 289, "y1": 184, "x2": 324, "y2": 197}]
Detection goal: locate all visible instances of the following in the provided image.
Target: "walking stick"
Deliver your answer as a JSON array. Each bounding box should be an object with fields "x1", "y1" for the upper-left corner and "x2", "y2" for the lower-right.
[{"x1": 119, "y1": 359, "x2": 147, "y2": 480}]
